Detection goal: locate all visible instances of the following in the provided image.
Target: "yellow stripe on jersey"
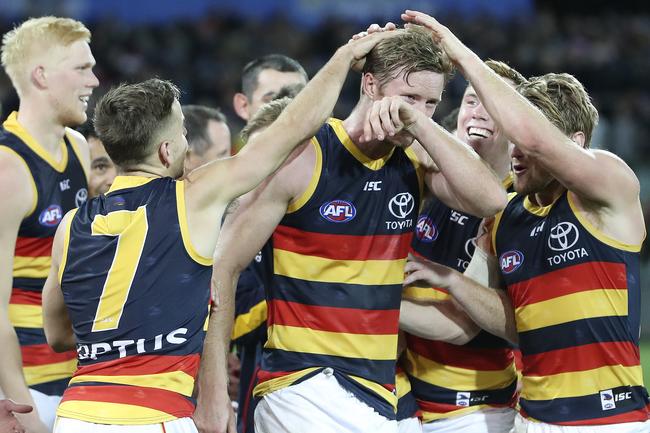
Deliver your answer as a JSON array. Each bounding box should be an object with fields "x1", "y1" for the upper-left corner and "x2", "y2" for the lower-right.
[
  {"x1": 350, "y1": 374, "x2": 397, "y2": 409},
  {"x1": 59, "y1": 208, "x2": 78, "y2": 283},
  {"x1": 232, "y1": 300, "x2": 267, "y2": 340},
  {"x1": 8, "y1": 304, "x2": 42, "y2": 328},
  {"x1": 57, "y1": 400, "x2": 176, "y2": 425},
  {"x1": 274, "y1": 249, "x2": 406, "y2": 286},
  {"x1": 253, "y1": 367, "x2": 320, "y2": 397},
  {"x1": 515, "y1": 289, "x2": 628, "y2": 333},
  {"x1": 24, "y1": 358, "x2": 77, "y2": 385},
  {"x1": 69, "y1": 370, "x2": 195, "y2": 397},
  {"x1": 329, "y1": 119, "x2": 395, "y2": 171},
  {"x1": 395, "y1": 370, "x2": 413, "y2": 399},
  {"x1": 13, "y1": 256, "x2": 50, "y2": 278},
  {"x1": 404, "y1": 146, "x2": 425, "y2": 203},
  {"x1": 176, "y1": 181, "x2": 212, "y2": 266},
  {"x1": 405, "y1": 349, "x2": 516, "y2": 391},
  {"x1": 266, "y1": 325, "x2": 397, "y2": 361},
  {"x1": 287, "y1": 138, "x2": 323, "y2": 213},
  {"x1": 521, "y1": 364, "x2": 644, "y2": 401},
  {"x1": 402, "y1": 285, "x2": 450, "y2": 302},
  {"x1": 422, "y1": 406, "x2": 484, "y2": 423}
]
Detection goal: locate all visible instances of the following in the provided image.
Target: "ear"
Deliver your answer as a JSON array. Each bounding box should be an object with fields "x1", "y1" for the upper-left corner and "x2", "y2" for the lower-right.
[
  {"x1": 158, "y1": 141, "x2": 172, "y2": 168},
  {"x1": 233, "y1": 93, "x2": 250, "y2": 121},
  {"x1": 361, "y1": 72, "x2": 380, "y2": 99},
  {"x1": 31, "y1": 65, "x2": 48, "y2": 90},
  {"x1": 571, "y1": 131, "x2": 586, "y2": 148}
]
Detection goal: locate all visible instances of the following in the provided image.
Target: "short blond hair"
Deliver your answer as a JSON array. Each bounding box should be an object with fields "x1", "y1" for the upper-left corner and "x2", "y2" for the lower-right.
[
  {"x1": 240, "y1": 97, "x2": 292, "y2": 143},
  {"x1": 1, "y1": 16, "x2": 90, "y2": 94}
]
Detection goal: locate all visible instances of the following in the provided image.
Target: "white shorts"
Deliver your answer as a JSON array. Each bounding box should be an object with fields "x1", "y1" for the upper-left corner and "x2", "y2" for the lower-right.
[
  {"x1": 514, "y1": 413, "x2": 650, "y2": 433},
  {"x1": 422, "y1": 407, "x2": 515, "y2": 433},
  {"x1": 53, "y1": 416, "x2": 198, "y2": 433},
  {"x1": 254, "y1": 368, "x2": 398, "y2": 433},
  {"x1": 398, "y1": 416, "x2": 423, "y2": 433},
  {"x1": 29, "y1": 388, "x2": 62, "y2": 429}
]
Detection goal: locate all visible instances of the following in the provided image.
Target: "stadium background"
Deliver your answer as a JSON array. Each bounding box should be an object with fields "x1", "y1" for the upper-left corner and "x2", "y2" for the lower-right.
[{"x1": 1, "y1": 0, "x2": 649, "y2": 382}]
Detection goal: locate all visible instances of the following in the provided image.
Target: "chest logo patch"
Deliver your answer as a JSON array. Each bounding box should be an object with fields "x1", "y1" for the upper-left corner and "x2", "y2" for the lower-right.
[
  {"x1": 500, "y1": 250, "x2": 524, "y2": 274},
  {"x1": 320, "y1": 199, "x2": 356, "y2": 223},
  {"x1": 389, "y1": 192, "x2": 414, "y2": 219},
  {"x1": 548, "y1": 221, "x2": 579, "y2": 251},
  {"x1": 75, "y1": 188, "x2": 88, "y2": 207},
  {"x1": 39, "y1": 204, "x2": 63, "y2": 227},
  {"x1": 415, "y1": 216, "x2": 438, "y2": 243}
]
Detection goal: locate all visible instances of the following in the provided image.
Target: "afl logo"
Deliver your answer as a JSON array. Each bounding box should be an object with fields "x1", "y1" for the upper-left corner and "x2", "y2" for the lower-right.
[
  {"x1": 320, "y1": 200, "x2": 356, "y2": 223},
  {"x1": 39, "y1": 204, "x2": 63, "y2": 227},
  {"x1": 415, "y1": 216, "x2": 438, "y2": 243},
  {"x1": 500, "y1": 250, "x2": 524, "y2": 274}
]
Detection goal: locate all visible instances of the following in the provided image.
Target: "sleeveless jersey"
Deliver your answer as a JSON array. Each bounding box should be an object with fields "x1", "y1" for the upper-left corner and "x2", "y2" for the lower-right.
[
  {"x1": 1, "y1": 112, "x2": 88, "y2": 396},
  {"x1": 494, "y1": 191, "x2": 649, "y2": 425},
  {"x1": 403, "y1": 178, "x2": 517, "y2": 422},
  {"x1": 57, "y1": 176, "x2": 212, "y2": 425},
  {"x1": 253, "y1": 119, "x2": 423, "y2": 419}
]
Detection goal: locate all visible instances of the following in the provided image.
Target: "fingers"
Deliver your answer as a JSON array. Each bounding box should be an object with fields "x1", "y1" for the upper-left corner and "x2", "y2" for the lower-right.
[{"x1": 4, "y1": 401, "x2": 32, "y2": 414}]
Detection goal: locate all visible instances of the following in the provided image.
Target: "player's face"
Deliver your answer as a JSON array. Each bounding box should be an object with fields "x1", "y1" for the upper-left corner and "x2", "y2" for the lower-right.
[
  {"x1": 247, "y1": 69, "x2": 306, "y2": 119},
  {"x1": 88, "y1": 136, "x2": 116, "y2": 197},
  {"x1": 184, "y1": 120, "x2": 231, "y2": 173},
  {"x1": 169, "y1": 101, "x2": 189, "y2": 179},
  {"x1": 457, "y1": 84, "x2": 510, "y2": 158},
  {"x1": 47, "y1": 40, "x2": 99, "y2": 127},
  {"x1": 511, "y1": 145, "x2": 555, "y2": 195},
  {"x1": 376, "y1": 70, "x2": 445, "y2": 148}
]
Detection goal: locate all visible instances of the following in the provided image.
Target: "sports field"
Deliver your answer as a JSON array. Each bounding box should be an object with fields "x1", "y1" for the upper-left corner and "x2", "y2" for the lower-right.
[{"x1": 641, "y1": 342, "x2": 650, "y2": 385}]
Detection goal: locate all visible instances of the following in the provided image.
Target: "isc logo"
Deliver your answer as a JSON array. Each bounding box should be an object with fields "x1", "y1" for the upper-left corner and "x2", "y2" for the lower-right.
[
  {"x1": 415, "y1": 216, "x2": 438, "y2": 243},
  {"x1": 499, "y1": 250, "x2": 524, "y2": 274},
  {"x1": 38, "y1": 204, "x2": 63, "y2": 227},
  {"x1": 320, "y1": 200, "x2": 357, "y2": 223}
]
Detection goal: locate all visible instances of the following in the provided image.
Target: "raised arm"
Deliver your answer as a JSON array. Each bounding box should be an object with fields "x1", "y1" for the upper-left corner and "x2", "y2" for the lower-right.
[
  {"x1": 362, "y1": 96, "x2": 506, "y2": 217},
  {"x1": 402, "y1": 10, "x2": 639, "y2": 213},
  {"x1": 0, "y1": 150, "x2": 49, "y2": 433}
]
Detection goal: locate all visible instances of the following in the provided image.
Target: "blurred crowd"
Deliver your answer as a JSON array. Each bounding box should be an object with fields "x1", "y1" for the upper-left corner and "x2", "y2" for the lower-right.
[{"x1": 0, "y1": 8, "x2": 648, "y2": 244}]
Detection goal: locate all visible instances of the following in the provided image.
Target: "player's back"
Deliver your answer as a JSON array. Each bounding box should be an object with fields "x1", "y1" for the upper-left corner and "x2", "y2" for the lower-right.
[{"x1": 57, "y1": 175, "x2": 212, "y2": 425}]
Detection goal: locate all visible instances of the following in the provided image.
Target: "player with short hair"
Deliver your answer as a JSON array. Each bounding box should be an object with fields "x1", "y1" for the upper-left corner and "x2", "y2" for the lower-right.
[{"x1": 182, "y1": 105, "x2": 231, "y2": 173}]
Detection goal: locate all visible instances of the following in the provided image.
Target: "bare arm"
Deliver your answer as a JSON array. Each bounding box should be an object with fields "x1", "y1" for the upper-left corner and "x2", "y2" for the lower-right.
[
  {"x1": 363, "y1": 96, "x2": 506, "y2": 217},
  {"x1": 399, "y1": 298, "x2": 479, "y2": 345},
  {"x1": 42, "y1": 211, "x2": 76, "y2": 352},
  {"x1": 0, "y1": 150, "x2": 48, "y2": 432},
  {"x1": 404, "y1": 252, "x2": 518, "y2": 344},
  {"x1": 402, "y1": 10, "x2": 640, "y2": 214}
]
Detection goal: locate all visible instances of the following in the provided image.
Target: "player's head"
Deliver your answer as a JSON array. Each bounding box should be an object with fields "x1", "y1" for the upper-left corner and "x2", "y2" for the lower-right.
[
  {"x1": 233, "y1": 54, "x2": 308, "y2": 122},
  {"x1": 94, "y1": 79, "x2": 187, "y2": 179},
  {"x1": 240, "y1": 97, "x2": 293, "y2": 143},
  {"x1": 512, "y1": 73, "x2": 599, "y2": 195},
  {"x1": 361, "y1": 26, "x2": 454, "y2": 148},
  {"x1": 78, "y1": 120, "x2": 116, "y2": 197},
  {"x1": 1, "y1": 16, "x2": 98, "y2": 125},
  {"x1": 182, "y1": 105, "x2": 231, "y2": 173},
  {"x1": 457, "y1": 60, "x2": 526, "y2": 160}
]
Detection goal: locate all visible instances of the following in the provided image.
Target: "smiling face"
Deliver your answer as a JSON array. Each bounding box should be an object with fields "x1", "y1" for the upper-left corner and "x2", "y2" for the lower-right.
[
  {"x1": 46, "y1": 40, "x2": 99, "y2": 127},
  {"x1": 374, "y1": 69, "x2": 446, "y2": 148}
]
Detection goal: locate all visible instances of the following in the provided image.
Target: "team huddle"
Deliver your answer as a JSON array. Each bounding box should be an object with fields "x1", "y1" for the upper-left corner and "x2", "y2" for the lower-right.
[{"x1": 0, "y1": 9, "x2": 648, "y2": 433}]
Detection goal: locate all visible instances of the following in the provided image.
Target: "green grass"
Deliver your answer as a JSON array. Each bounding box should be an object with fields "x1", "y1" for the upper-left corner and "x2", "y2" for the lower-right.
[{"x1": 642, "y1": 341, "x2": 650, "y2": 386}]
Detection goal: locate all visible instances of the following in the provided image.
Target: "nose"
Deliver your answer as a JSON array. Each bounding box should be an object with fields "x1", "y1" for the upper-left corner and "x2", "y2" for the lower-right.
[
  {"x1": 471, "y1": 101, "x2": 489, "y2": 121},
  {"x1": 89, "y1": 70, "x2": 99, "y2": 88},
  {"x1": 511, "y1": 145, "x2": 524, "y2": 158}
]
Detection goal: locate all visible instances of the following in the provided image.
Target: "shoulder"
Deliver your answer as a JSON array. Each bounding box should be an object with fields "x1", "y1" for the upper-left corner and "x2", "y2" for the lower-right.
[
  {"x1": 65, "y1": 127, "x2": 91, "y2": 167},
  {"x1": 0, "y1": 147, "x2": 34, "y2": 220}
]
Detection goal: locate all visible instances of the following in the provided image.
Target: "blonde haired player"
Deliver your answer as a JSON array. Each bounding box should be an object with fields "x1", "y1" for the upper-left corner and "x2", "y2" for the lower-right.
[{"x1": 0, "y1": 16, "x2": 97, "y2": 432}]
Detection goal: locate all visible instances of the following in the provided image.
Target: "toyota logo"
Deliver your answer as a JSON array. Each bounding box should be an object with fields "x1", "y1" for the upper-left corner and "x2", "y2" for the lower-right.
[
  {"x1": 75, "y1": 188, "x2": 88, "y2": 207},
  {"x1": 464, "y1": 237, "x2": 477, "y2": 259},
  {"x1": 389, "y1": 193, "x2": 414, "y2": 219},
  {"x1": 547, "y1": 222, "x2": 579, "y2": 251}
]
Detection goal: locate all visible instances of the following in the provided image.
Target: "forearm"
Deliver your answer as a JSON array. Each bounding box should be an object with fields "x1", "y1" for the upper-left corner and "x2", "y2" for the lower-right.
[
  {"x1": 412, "y1": 118, "x2": 506, "y2": 216},
  {"x1": 399, "y1": 299, "x2": 478, "y2": 345},
  {"x1": 446, "y1": 273, "x2": 518, "y2": 344},
  {"x1": 0, "y1": 319, "x2": 35, "y2": 405}
]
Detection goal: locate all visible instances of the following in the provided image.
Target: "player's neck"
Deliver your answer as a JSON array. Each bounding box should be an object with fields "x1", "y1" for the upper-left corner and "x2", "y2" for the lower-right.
[
  {"x1": 529, "y1": 180, "x2": 565, "y2": 207},
  {"x1": 16, "y1": 100, "x2": 67, "y2": 155}
]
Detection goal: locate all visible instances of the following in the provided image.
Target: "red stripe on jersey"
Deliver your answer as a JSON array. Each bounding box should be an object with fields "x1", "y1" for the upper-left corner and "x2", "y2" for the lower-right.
[
  {"x1": 522, "y1": 341, "x2": 641, "y2": 377},
  {"x1": 73, "y1": 354, "x2": 200, "y2": 378},
  {"x1": 21, "y1": 344, "x2": 77, "y2": 366},
  {"x1": 61, "y1": 385, "x2": 195, "y2": 416},
  {"x1": 10, "y1": 289, "x2": 42, "y2": 305},
  {"x1": 508, "y1": 261, "x2": 627, "y2": 308},
  {"x1": 273, "y1": 224, "x2": 412, "y2": 261},
  {"x1": 419, "y1": 400, "x2": 512, "y2": 415},
  {"x1": 268, "y1": 299, "x2": 399, "y2": 335},
  {"x1": 257, "y1": 369, "x2": 294, "y2": 384},
  {"x1": 407, "y1": 335, "x2": 514, "y2": 371},
  {"x1": 15, "y1": 236, "x2": 54, "y2": 258}
]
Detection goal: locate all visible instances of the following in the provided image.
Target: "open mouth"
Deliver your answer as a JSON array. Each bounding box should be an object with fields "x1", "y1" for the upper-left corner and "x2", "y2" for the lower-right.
[
  {"x1": 467, "y1": 126, "x2": 492, "y2": 139},
  {"x1": 79, "y1": 95, "x2": 90, "y2": 104},
  {"x1": 512, "y1": 163, "x2": 527, "y2": 175}
]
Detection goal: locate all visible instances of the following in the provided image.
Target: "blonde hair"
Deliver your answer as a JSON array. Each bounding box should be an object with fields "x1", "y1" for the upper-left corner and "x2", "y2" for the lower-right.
[
  {"x1": 240, "y1": 97, "x2": 293, "y2": 143},
  {"x1": 485, "y1": 60, "x2": 526, "y2": 86},
  {"x1": 1, "y1": 16, "x2": 91, "y2": 94},
  {"x1": 518, "y1": 73, "x2": 598, "y2": 147}
]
